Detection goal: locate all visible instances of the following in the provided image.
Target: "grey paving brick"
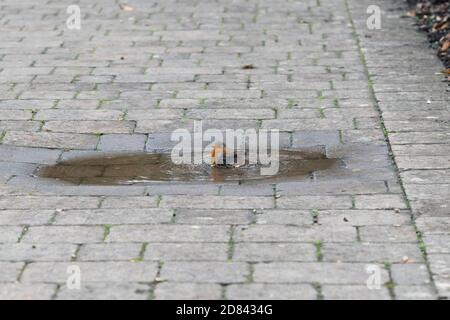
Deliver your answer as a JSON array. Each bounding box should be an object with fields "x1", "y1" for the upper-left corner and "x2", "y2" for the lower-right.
[
  {"x1": 416, "y1": 217, "x2": 450, "y2": 235},
  {"x1": 186, "y1": 109, "x2": 274, "y2": 120},
  {"x1": 0, "y1": 196, "x2": 100, "y2": 210},
  {"x1": 422, "y1": 235, "x2": 450, "y2": 254},
  {"x1": 0, "y1": 244, "x2": 77, "y2": 262},
  {"x1": 427, "y1": 254, "x2": 450, "y2": 285},
  {"x1": 62, "y1": 185, "x2": 146, "y2": 196},
  {"x1": 389, "y1": 132, "x2": 450, "y2": 145},
  {"x1": 77, "y1": 244, "x2": 142, "y2": 261},
  {"x1": 0, "y1": 283, "x2": 56, "y2": 300},
  {"x1": 277, "y1": 196, "x2": 352, "y2": 210},
  {"x1": 252, "y1": 210, "x2": 312, "y2": 225},
  {"x1": 359, "y1": 226, "x2": 418, "y2": 243},
  {"x1": 321, "y1": 285, "x2": 391, "y2": 300},
  {"x1": 101, "y1": 196, "x2": 158, "y2": 209},
  {"x1": 0, "y1": 120, "x2": 42, "y2": 132},
  {"x1": 322, "y1": 243, "x2": 423, "y2": 263},
  {"x1": 76, "y1": 91, "x2": 119, "y2": 100},
  {"x1": 404, "y1": 184, "x2": 450, "y2": 201},
  {"x1": 263, "y1": 119, "x2": 354, "y2": 131},
  {"x1": 35, "y1": 110, "x2": 122, "y2": 121},
  {"x1": 145, "y1": 133, "x2": 177, "y2": 152},
  {"x1": 276, "y1": 180, "x2": 388, "y2": 196},
  {"x1": 0, "y1": 262, "x2": 23, "y2": 282},
  {"x1": 97, "y1": 134, "x2": 147, "y2": 152},
  {"x1": 292, "y1": 131, "x2": 342, "y2": 148},
  {"x1": 22, "y1": 226, "x2": 104, "y2": 244},
  {"x1": 0, "y1": 210, "x2": 53, "y2": 226},
  {"x1": 146, "y1": 184, "x2": 219, "y2": 196},
  {"x1": 227, "y1": 283, "x2": 316, "y2": 300},
  {"x1": 318, "y1": 210, "x2": 410, "y2": 226},
  {"x1": 0, "y1": 100, "x2": 55, "y2": 110},
  {"x1": 401, "y1": 170, "x2": 450, "y2": 184},
  {"x1": 115, "y1": 74, "x2": 195, "y2": 83},
  {"x1": 54, "y1": 208, "x2": 173, "y2": 225},
  {"x1": 0, "y1": 110, "x2": 32, "y2": 120},
  {"x1": 391, "y1": 264, "x2": 431, "y2": 286},
  {"x1": 108, "y1": 225, "x2": 229, "y2": 243},
  {"x1": 144, "y1": 243, "x2": 228, "y2": 261},
  {"x1": 3, "y1": 132, "x2": 99, "y2": 150},
  {"x1": 354, "y1": 195, "x2": 407, "y2": 210},
  {"x1": 0, "y1": 226, "x2": 23, "y2": 243},
  {"x1": 254, "y1": 262, "x2": 389, "y2": 284},
  {"x1": 160, "y1": 262, "x2": 248, "y2": 283},
  {"x1": 161, "y1": 196, "x2": 274, "y2": 209},
  {"x1": 234, "y1": 243, "x2": 316, "y2": 262},
  {"x1": 220, "y1": 185, "x2": 274, "y2": 196},
  {"x1": 0, "y1": 146, "x2": 61, "y2": 164},
  {"x1": 20, "y1": 91, "x2": 75, "y2": 100},
  {"x1": 57, "y1": 100, "x2": 100, "y2": 109},
  {"x1": 174, "y1": 209, "x2": 252, "y2": 225},
  {"x1": 392, "y1": 144, "x2": 450, "y2": 156},
  {"x1": 43, "y1": 121, "x2": 135, "y2": 134},
  {"x1": 154, "y1": 282, "x2": 222, "y2": 300},
  {"x1": 136, "y1": 119, "x2": 259, "y2": 133},
  {"x1": 395, "y1": 285, "x2": 436, "y2": 300},
  {"x1": 235, "y1": 225, "x2": 356, "y2": 242},
  {"x1": 22, "y1": 262, "x2": 158, "y2": 283},
  {"x1": 126, "y1": 109, "x2": 183, "y2": 120},
  {"x1": 342, "y1": 129, "x2": 386, "y2": 145},
  {"x1": 56, "y1": 283, "x2": 150, "y2": 300}
]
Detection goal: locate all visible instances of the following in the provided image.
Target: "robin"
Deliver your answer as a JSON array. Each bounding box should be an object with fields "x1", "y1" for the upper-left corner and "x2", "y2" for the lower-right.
[{"x1": 210, "y1": 143, "x2": 237, "y2": 167}]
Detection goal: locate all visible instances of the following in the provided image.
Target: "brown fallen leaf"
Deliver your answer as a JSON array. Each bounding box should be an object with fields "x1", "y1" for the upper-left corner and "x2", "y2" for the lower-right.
[
  {"x1": 241, "y1": 64, "x2": 255, "y2": 70},
  {"x1": 440, "y1": 39, "x2": 450, "y2": 53},
  {"x1": 442, "y1": 69, "x2": 450, "y2": 75},
  {"x1": 119, "y1": 3, "x2": 134, "y2": 11},
  {"x1": 433, "y1": 21, "x2": 449, "y2": 32}
]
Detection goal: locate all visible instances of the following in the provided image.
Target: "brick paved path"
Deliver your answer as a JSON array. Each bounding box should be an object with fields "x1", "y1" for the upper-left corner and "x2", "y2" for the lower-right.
[{"x1": 0, "y1": 0, "x2": 448, "y2": 299}]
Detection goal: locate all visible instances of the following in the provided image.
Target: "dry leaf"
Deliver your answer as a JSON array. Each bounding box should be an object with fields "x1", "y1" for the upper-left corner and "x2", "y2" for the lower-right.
[
  {"x1": 433, "y1": 21, "x2": 449, "y2": 32},
  {"x1": 119, "y1": 3, "x2": 134, "y2": 11},
  {"x1": 441, "y1": 40, "x2": 450, "y2": 52},
  {"x1": 241, "y1": 64, "x2": 255, "y2": 70}
]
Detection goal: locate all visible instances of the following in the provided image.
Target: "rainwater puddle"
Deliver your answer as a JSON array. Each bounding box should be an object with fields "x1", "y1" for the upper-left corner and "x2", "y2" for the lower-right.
[{"x1": 36, "y1": 149, "x2": 342, "y2": 185}]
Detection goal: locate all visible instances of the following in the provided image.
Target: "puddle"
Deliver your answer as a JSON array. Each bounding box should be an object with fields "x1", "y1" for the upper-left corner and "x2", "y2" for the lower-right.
[{"x1": 36, "y1": 150, "x2": 341, "y2": 185}]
